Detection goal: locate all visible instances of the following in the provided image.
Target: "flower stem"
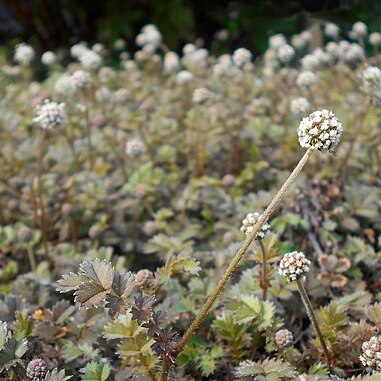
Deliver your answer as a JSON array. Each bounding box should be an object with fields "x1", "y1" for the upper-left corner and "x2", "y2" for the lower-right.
[
  {"x1": 259, "y1": 240, "x2": 269, "y2": 301},
  {"x1": 163, "y1": 148, "x2": 314, "y2": 377},
  {"x1": 26, "y1": 245, "x2": 36, "y2": 271},
  {"x1": 296, "y1": 279, "x2": 331, "y2": 364},
  {"x1": 83, "y1": 99, "x2": 94, "y2": 170}
]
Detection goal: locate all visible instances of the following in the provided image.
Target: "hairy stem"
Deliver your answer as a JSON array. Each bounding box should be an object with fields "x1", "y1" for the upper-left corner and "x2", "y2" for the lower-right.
[
  {"x1": 296, "y1": 279, "x2": 331, "y2": 364},
  {"x1": 169, "y1": 148, "x2": 314, "y2": 369},
  {"x1": 160, "y1": 356, "x2": 171, "y2": 381},
  {"x1": 26, "y1": 245, "x2": 36, "y2": 271}
]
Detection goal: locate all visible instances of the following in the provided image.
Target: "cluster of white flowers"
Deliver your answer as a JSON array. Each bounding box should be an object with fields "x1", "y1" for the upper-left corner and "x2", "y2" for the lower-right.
[
  {"x1": 361, "y1": 66, "x2": 381, "y2": 104},
  {"x1": 192, "y1": 88, "x2": 211, "y2": 104},
  {"x1": 351, "y1": 21, "x2": 368, "y2": 38},
  {"x1": 298, "y1": 109, "x2": 343, "y2": 153},
  {"x1": 176, "y1": 70, "x2": 194, "y2": 84},
  {"x1": 183, "y1": 47, "x2": 209, "y2": 72},
  {"x1": 41, "y1": 51, "x2": 56, "y2": 66},
  {"x1": 360, "y1": 336, "x2": 381, "y2": 371},
  {"x1": 324, "y1": 23, "x2": 340, "y2": 39},
  {"x1": 343, "y1": 43, "x2": 365, "y2": 64},
  {"x1": 296, "y1": 71, "x2": 316, "y2": 88},
  {"x1": 275, "y1": 329, "x2": 294, "y2": 348},
  {"x1": 14, "y1": 43, "x2": 35, "y2": 66},
  {"x1": 279, "y1": 251, "x2": 311, "y2": 282},
  {"x1": 269, "y1": 34, "x2": 287, "y2": 50},
  {"x1": 55, "y1": 73, "x2": 77, "y2": 96},
  {"x1": 125, "y1": 138, "x2": 146, "y2": 157},
  {"x1": 369, "y1": 32, "x2": 381, "y2": 46},
  {"x1": 70, "y1": 43, "x2": 102, "y2": 69},
  {"x1": 164, "y1": 52, "x2": 180, "y2": 73},
  {"x1": 232, "y1": 48, "x2": 252, "y2": 67},
  {"x1": 72, "y1": 70, "x2": 92, "y2": 91},
  {"x1": 136, "y1": 24, "x2": 162, "y2": 49},
  {"x1": 290, "y1": 97, "x2": 310, "y2": 116},
  {"x1": 33, "y1": 99, "x2": 67, "y2": 130},
  {"x1": 277, "y1": 44, "x2": 295, "y2": 64},
  {"x1": 240, "y1": 212, "x2": 270, "y2": 240},
  {"x1": 213, "y1": 55, "x2": 234, "y2": 77}
]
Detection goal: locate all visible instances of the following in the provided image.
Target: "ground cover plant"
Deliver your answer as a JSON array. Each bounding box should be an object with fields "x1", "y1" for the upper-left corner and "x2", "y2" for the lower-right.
[{"x1": 1, "y1": 21, "x2": 381, "y2": 381}]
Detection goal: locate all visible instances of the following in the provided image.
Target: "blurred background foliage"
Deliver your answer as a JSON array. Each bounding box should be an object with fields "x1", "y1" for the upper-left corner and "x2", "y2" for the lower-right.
[{"x1": 1, "y1": 0, "x2": 381, "y2": 54}]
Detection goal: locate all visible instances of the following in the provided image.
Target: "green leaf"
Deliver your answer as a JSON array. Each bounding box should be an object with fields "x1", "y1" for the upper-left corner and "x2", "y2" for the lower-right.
[
  {"x1": 80, "y1": 362, "x2": 110, "y2": 381},
  {"x1": 44, "y1": 368, "x2": 72, "y2": 381},
  {"x1": 103, "y1": 311, "x2": 143, "y2": 340},
  {"x1": 13, "y1": 311, "x2": 34, "y2": 340},
  {"x1": 0, "y1": 322, "x2": 8, "y2": 351}
]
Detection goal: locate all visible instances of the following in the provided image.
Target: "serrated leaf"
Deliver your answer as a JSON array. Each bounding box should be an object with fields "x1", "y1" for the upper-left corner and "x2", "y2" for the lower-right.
[
  {"x1": 56, "y1": 273, "x2": 89, "y2": 293},
  {"x1": 80, "y1": 362, "x2": 110, "y2": 381},
  {"x1": 103, "y1": 311, "x2": 144, "y2": 340},
  {"x1": 79, "y1": 260, "x2": 114, "y2": 290},
  {"x1": 13, "y1": 311, "x2": 34, "y2": 339},
  {"x1": 0, "y1": 337, "x2": 28, "y2": 370},
  {"x1": 74, "y1": 282, "x2": 110, "y2": 309},
  {"x1": 0, "y1": 322, "x2": 8, "y2": 350},
  {"x1": 44, "y1": 368, "x2": 72, "y2": 381}
]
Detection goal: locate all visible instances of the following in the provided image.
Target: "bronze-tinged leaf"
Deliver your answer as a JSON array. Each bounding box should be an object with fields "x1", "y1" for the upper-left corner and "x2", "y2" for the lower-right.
[
  {"x1": 56, "y1": 273, "x2": 88, "y2": 293},
  {"x1": 79, "y1": 259, "x2": 114, "y2": 290},
  {"x1": 74, "y1": 282, "x2": 110, "y2": 309},
  {"x1": 112, "y1": 272, "x2": 136, "y2": 298}
]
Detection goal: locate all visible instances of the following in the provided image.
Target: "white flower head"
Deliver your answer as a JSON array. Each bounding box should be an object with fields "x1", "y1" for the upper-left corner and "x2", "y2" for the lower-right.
[
  {"x1": 290, "y1": 97, "x2": 310, "y2": 116},
  {"x1": 369, "y1": 32, "x2": 381, "y2": 46},
  {"x1": 72, "y1": 70, "x2": 92, "y2": 91},
  {"x1": 240, "y1": 212, "x2": 270, "y2": 240},
  {"x1": 79, "y1": 50, "x2": 102, "y2": 69},
  {"x1": 164, "y1": 51, "x2": 180, "y2": 73},
  {"x1": 41, "y1": 51, "x2": 56, "y2": 66},
  {"x1": 352, "y1": 21, "x2": 368, "y2": 37},
  {"x1": 298, "y1": 109, "x2": 343, "y2": 153},
  {"x1": 232, "y1": 48, "x2": 252, "y2": 67},
  {"x1": 277, "y1": 44, "x2": 295, "y2": 63},
  {"x1": 269, "y1": 34, "x2": 286, "y2": 50},
  {"x1": 360, "y1": 336, "x2": 381, "y2": 371},
  {"x1": 126, "y1": 138, "x2": 146, "y2": 157},
  {"x1": 324, "y1": 23, "x2": 340, "y2": 39},
  {"x1": 55, "y1": 74, "x2": 76, "y2": 96},
  {"x1": 176, "y1": 70, "x2": 194, "y2": 84},
  {"x1": 34, "y1": 99, "x2": 67, "y2": 130},
  {"x1": 192, "y1": 88, "x2": 211, "y2": 104},
  {"x1": 14, "y1": 43, "x2": 35, "y2": 66},
  {"x1": 279, "y1": 251, "x2": 311, "y2": 282},
  {"x1": 296, "y1": 71, "x2": 316, "y2": 88}
]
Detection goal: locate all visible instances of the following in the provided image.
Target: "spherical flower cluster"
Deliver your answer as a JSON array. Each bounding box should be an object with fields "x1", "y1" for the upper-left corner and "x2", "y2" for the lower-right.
[
  {"x1": 41, "y1": 51, "x2": 56, "y2": 66},
  {"x1": 232, "y1": 48, "x2": 252, "y2": 67},
  {"x1": 192, "y1": 88, "x2": 211, "y2": 104},
  {"x1": 183, "y1": 48, "x2": 209, "y2": 71},
  {"x1": 275, "y1": 329, "x2": 294, "y2": 348},
  {"x1": 298, "y1": 109, "x2": 343, "y2": 153},
  {"x1": 352, "y1": 21, "x2": 368, "y2": 37},
  {"x1": 277, "y1": 44, "x2": 295, "y2": 64},
  {"x1": 301, "y1": 54, "x2": 320, "y2": 71},
  {"x1": 360, "y1": 336, "x2": 381, "y2": 371},
  {"x1": 14, "y1": 43, "x2": 35, "y2": 66},
  {"x1": 72, "y1": 70, "x2": 92, "y2": 91},
  {"x1": 136, "y1": 24, "x2": 162, "y2": 48},
  {"x1": 296, "y1": 71, "x2": 316, "y2": 88},
  {"x1": 290, "y1": 97, "x2": 310, "y2": 116},
  {"x1": 26, "y1": 358, "x2": 48, "y2": 381},
  {"x1": 369, "y1": 32, "x2": 381, "y2": 46},
  {"x1": 55, "y1": 73, "x2": 76, "y2": 96},
  {"x1": 176, "y1": 70, "x2": 194, "y2": 84},
  {"x1": 362, "y1": 66, "x2": 381, "y2": 91},
  {"x1": 278, "y1": 251, "x2": 311, "y2": 282},
  {"x1": 324, "y1": 23, "x2": 340, "y2": 39},
  {"x1": 79, "y1": 49, "x2": 102, "y2": 69},
  {"x1": 164, "y1": 51, "x2": 180, "y2": 73},
  {"x1": 240, "y1": 212, "x2": 270, "y2": 240},
  {"x1": 33, "y1": 99, "x2": 67, "y2": 130},
  {"x1": 269, "y1": 34, "x2": 287, "y2": 50},
  {"x1": 125, "y1": 138, "x2": 146, "y2": 157},
  {"x1": 70, "y1": 43, "x2": 88, "y2": 59},
  {"x1": 343, "y1": 43, "x2": 365, "y2": 64}
]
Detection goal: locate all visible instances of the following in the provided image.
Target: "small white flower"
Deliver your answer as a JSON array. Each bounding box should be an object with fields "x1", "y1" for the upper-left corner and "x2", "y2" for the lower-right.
[
  {"x1": 277, "y1": 44, "x2": 295, "y2": 63},
  {"x1": 72, "y1": 70, "x2": 92, "y2": 91},
  {"x1": 324, "y1": 23, "x2": 340, "y2": 39},
  {"x1": 34, "y1": 99, "x2": 67, "y2": 130},
  {"x1": 360, "y1": 336, "x2": 381, "y2": 371},
  {"x1": 192, "y1": 88, "x2": 211, "y2": 104},
  {"x1": 176, "y1": 70, "x2": 194, "y2": 84},
  {"x1": 240, "y1": 212, "x2": 270, "y2": 240},
  {"x1": 232, "y1": 48, "x2": 252, "y2": 67},
  {"x1": 290, "y1": 97, "x2": 310, "y2": 116},
  {"x1": 41, "y1": 51, "x2": 56, "y2": 66},
  {"x1": 296, "y1": 71, "x2": 316, "y2": 88},
  {"x1": 369, "y1": 32, "x2": 381, "y2": 46},
  {"x1": 352, "y1": 21, "x2": 368, "y2": 37},
  {"x1": 79, "y1": 50, "x2": 102, "y2": 69},
  {"x1": 55, "y1": 74, "x2": 76, "y2": 96},
  {"x1": 126, "y1": 138, "x2": 146, "y2": 157},
  {"x1": 269, "y1": 34, "x2": 286, "y2": 50},
  {"x1": 14, "y1": 43, "x2": 35, "y2": 66},
  {"x1": 164, "y1": 52, "x2": 180, "y2": 73},
  {"x1": 298, "y1": 109, "x2": 343, "y2": 153},
  {"x1": 279, "y1": 251, "x2": 311, "y2": 282}
]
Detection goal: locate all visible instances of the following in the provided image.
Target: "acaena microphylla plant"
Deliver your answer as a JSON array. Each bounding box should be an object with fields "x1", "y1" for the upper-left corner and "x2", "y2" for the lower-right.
[
  {"x1": 160, "y1": 109, "x2": 343, "y2": 380},
  {"x1": 279, "y1": 251, "x2": 331, "y2": 364}
]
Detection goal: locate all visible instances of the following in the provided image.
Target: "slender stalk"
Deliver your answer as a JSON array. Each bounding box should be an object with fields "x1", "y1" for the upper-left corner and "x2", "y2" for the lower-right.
[
  {"x1": 259, "y1": 240, "x2": 269, "y2": 301},
  {"x1": 171, "y1": 148, "x2": 313, "y2": 361},
  {"x1": 83, "y1": 100, "x2": 94, "y2": 170},
  {"x1": 26, "y1": 245, "x2": 36, "y2": 271},
  {"x1": 160, "y1": 357, "x2": 171, "y2": 381},
  {"x1": 37, "y1": 133, "x2": 49, "y2": 260},
  {"x1": 296, "y1": 279, "x2": 331, "y2": 364}
]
